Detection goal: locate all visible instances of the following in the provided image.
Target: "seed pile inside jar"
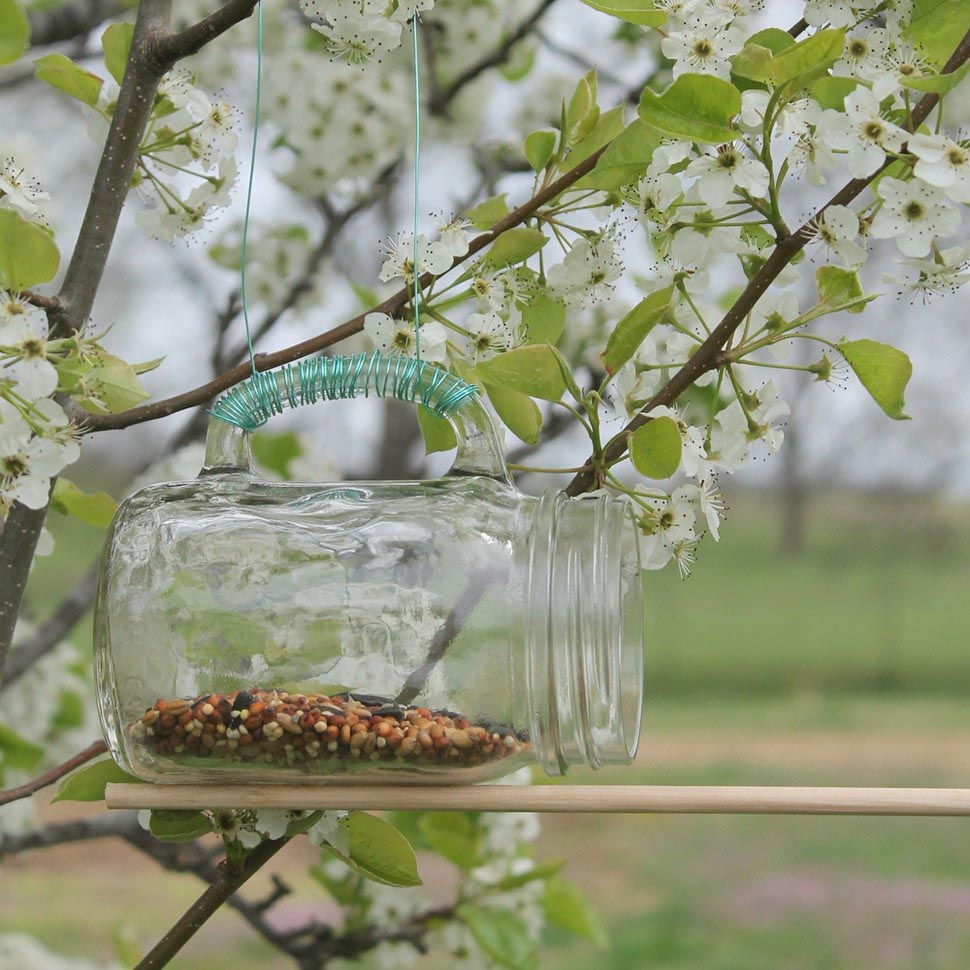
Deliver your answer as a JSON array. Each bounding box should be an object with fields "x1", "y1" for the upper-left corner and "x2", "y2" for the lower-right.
[{"x1": 131, "y1": 688, "x2": 530, "y2": 771}]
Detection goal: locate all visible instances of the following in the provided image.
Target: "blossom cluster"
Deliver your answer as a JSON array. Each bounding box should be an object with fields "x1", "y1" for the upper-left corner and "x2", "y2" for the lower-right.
[
  {"x1": 0, "y1": 295, "x2": 79, "y2": 521},
  {"x1": 123, "y1": 70, "x2": 239, "y2": 242},
  {"x1": 364, "y1": 217, "x2": 536, "y2": 367},
  {"x1": 298, "y1": 0, "x2": 436, "y2": 64}
]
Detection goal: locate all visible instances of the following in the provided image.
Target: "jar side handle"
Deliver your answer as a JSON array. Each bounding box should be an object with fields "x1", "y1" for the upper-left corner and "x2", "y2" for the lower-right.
[{"x1": 201, "y1": 351, "x2": 510, "y2": 482}]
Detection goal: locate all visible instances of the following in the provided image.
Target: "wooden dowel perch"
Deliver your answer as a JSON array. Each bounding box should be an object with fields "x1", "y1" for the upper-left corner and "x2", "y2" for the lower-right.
[{"x1": 106, "y1": 784, "x2": 970, "y2": 817}]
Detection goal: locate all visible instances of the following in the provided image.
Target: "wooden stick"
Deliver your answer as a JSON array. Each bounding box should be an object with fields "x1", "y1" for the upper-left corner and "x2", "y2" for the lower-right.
[{"x1": 105, "y1": 784, "x2": 970, "y2": 817}]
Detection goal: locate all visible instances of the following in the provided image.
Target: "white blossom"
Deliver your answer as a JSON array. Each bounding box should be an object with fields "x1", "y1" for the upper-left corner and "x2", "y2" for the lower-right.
[
  {"x1": 685, "y1": 144, "x2": 769, "y2": 208},
  {"x1": 883, "y1": 242, "x2": 970, "y2": 300},
  {"x1": 364, "y1": 312, "x2": 448, "y2": 363},
  {"x1": 546, "y1": 230, "x2": 622, "y2": 308},
  {"x1": 820, "y1": 87, "x2": 906, "y2": 179},
  {"x1": 0, "y1": 303, "x2": 58, "y2": 400},
  {"x1": 380, "y1": 232, "x2": 453, "y2": 282},
  {"x1": 870, "y1": 176, "x2": 960, "y2": 257},
  {"x1": 464, "y1": 310, "x2": 518, "y2": 363},
  {"x1": 661, "y1": 22, "x2": 744, "y2": 79},
  {"x1": 909, "y1": 133, "x2": 970, "y2": 203},
  {"x1": 834, "y1": 28, "x2": 890, "y2": 80},
  {"x1": 809, "y1": 204, "x2": 867, "y2": 265},
  {"x1": 0, "y1": 159, "x2": 50, "y2": 217},
  {"x1": 804, "y1": 0, "x2": 857, "y2": 28}
]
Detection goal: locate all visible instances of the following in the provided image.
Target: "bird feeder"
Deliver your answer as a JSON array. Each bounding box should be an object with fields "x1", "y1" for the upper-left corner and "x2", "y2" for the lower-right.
[{"x1": 94, "y1": 352, "x2": 644, "y2": 785}]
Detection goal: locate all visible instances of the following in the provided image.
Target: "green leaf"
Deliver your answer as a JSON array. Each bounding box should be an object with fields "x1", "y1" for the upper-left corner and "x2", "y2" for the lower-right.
[
  {"x1": 53, "y1": 757, "x2": 140, "y2": 802},
  {"x1": 583, "y1": 118, "x2": 661, "y2": 189},
  {"x1": 251, "y1": 430, "x2": 303, "y2": 478},
  {"x1": 417, "y1": 812, "x2": 482, "y2": 869},
  {"x1": 543, "y1": 877, "x2": 609, "y2": 948},
  {"x1": 285, "y1": 810, "x2": 324, "y2": 837},
  {"x1": 565, "y1": 70, "x2": 598, "y2": 145},
  {"x1": 485, "y1": 381, "x2": 542, "y2": 444},
  {"x1": 102, "y1": 21, "x2": 134, "y2": 85},
  {"x1": 578, "y1": 0, "x2": 666, "y2": 27},
  {"x1": 499, "y1": 40, "x2": 536, "y2": 81},
  {"x1": 629, "y1": 416, "x2": 682, "y2": 479},
  {"x1": 902, "y1": 60, "x2": 970, "y2": 94},
  {"x1": 50, "y1": 478, "x2": 117, "y2": 527},
  {"x1": 149, "y1": 809, "x2": 213, "y2": 843},
  {"x1": 0, "y1": 0, "x2": 29, "y2": 66},
  {"x1": 525, "y1": 129, "x2": 558, "y2": 172},
  {"x1": 0, "y1": 209, "x2": 60, "y2": 291},
  {"x1": 810, "y1": 75, "x2": 859, "y2": 110},
  {"x1": 771, "y1": 28, "x2": 845, "y2": 87},
  {"x1": 731, "y1": 43, "x2": 774, "y2": 82},
  {"x1": 838, "y1": 338, "x2": 913, "y2": 420},
  {"x1": 467, "y1": 193, "x2": 509, "y2": 230},
  {"x1": 325, "y1": 812, "x2": 422, "y2": 888},
  {"x1": 482, "y1": 228, "x2": 547, "y2": 269},
  {"x1": 905, "y1": 0, "x2": 970, "y2": 68},
  {"x1": 34, "y1": 53, "x2": 103, "y2": 107},
  {"x1": 418, "y1": 404, "x2": 457, "y2": 454},
  {"x1": 602, "y1": 286, "x2": 673, "y2": 375},
  {"x1": 816, "y1": 265, "x2": 868, "y2": 313},
  {"x1": 638, "y1": 74, "x2": 741, "y2": 144},
  {"x1": 522, "y1": 292, "x2": 566, "y2": 345},
  {"x1": 570, "y1": 104, "x2": 626, "y2": 166},
  {"x1": 746, "y1": 27, "x2": 795, "y2": 54},
  {"x1": 0, "y1": 722, "x2": 44, "y2": 771},
  {"x1": 477, "y1": 344, "x2": 565, "y2": 401},
  {"x1": 496, "y1": 857, "x2": 566, "y2": 890},
  {"x1": 457, "y1": 904, "x2": 536, "y2": 969},
  {"x1": 71, "y1": 348, "x2": 151, "y2": 414}
]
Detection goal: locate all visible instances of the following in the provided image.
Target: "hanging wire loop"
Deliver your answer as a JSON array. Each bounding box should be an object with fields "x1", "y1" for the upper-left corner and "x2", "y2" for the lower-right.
[{"x1": 209, "y1": 351, "x2": 479, "y2": 432}]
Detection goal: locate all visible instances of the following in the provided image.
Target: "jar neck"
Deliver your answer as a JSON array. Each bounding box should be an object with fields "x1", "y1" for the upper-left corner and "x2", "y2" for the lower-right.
[{"x1": 521, "y1": 491, "x2": 643, "y2": 776}]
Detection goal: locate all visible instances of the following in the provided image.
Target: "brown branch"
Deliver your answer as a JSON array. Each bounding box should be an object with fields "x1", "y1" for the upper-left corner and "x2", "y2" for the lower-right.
[
  {"x1": 144, "y1": 0, "x2": 260, "y2": 71},
  {"x1": 564, "y1": 30, "x2": 970, "y2": 496},
  {"x1": 788, "y1": 17, "x2": 808, "y2": 37},
  {"x1": 21, "y1": 290, "x2": 63, "y2": 314},
  {"x1": 134, "y1": 836, "x2": 290, "y2": 970},
  {"x1": 429, "y1": 0, "x2": 559, "y2": 114},
  {"x1": 0, "y1": 739, "x2": 106, "y2": 807},
  {"x1": 0, "y1": 810, "x2": 140, "y2": 856},
  {"x1": 83, "y1": 142, "x2": 610, "y2": 433},
  {"x1": 27, "y1": 0, "x2": 127, "y2": 47}
]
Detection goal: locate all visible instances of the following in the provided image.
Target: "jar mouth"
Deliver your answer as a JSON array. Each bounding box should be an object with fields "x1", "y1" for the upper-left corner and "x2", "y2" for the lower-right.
[
  {"x1": 523, "y1": 491, "x2": 643, "y2": 775},
  {"x1": 615, "y1": 502, "x2": 644, "y2": 763}
]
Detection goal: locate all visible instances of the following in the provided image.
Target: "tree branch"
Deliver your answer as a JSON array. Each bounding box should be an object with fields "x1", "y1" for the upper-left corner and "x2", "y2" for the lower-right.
[
  {"x1": 144, "y1": 0, "x2": 260, "y2": 71},
  {"x1": 82, "y1": 142, "x2": 610, "y2": 433},
  {"x1": 429, "y1": 0, "x2": 559, "y2": 114},
  {"x1": 0, "y1": 739, "x2": 106, "y2": 807},
  {"x1": 0, "y1": 810, "x2": 139, "y2": 856},
  {"x1": 27, "y1": 0, "x2": 127, "y2": 48},
  {"x1": 563, "y1": 31, "x2": 970, "y2": 496},
  {"x1": 134, "y1": 836, "x2": 290, "y2": 970}
]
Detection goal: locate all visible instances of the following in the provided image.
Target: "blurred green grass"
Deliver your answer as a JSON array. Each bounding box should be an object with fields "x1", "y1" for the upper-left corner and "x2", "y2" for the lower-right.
[{"x1": 645, "y1": 490, "x2": 970, "y2": 693}]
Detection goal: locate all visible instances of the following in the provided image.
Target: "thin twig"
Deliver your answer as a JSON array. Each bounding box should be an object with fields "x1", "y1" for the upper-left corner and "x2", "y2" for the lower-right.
[
  {"x1": 0, "y1": 739, "x2": 106, "y2": 807},
  {"x1": 144, "y1": 0, "x2": 260, "y2": 71},
  {"x1": 563, "y1": 30, "x2": 970, "y2": 496},
  {"x1": 134, "y1": 836, "x2": 290, "y2": 970},
  {"x1": 430, "y1": 0, "x2": 559, "y2": 113}
]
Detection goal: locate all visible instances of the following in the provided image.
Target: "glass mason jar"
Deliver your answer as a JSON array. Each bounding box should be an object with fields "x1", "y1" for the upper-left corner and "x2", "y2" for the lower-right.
[{"x1": 94, "y1": 355, "x2": 643, "y2": 784}]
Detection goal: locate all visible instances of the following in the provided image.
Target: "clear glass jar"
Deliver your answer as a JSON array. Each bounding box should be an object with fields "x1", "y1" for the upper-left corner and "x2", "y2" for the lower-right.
[{"x1": 94, "y1": 357, "x2": 643, "y2": 784}]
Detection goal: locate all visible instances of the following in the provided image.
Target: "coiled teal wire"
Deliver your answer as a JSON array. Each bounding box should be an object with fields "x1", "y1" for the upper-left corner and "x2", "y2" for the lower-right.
[
  {"x1": 212, "y1": 11, "x2": 467, "y2": 432},
  {"x1": 211, "y1": 350, "x2": 477, "y2": 431}
]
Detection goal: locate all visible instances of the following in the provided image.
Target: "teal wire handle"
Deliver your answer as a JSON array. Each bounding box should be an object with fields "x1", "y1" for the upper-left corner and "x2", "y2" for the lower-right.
[
  {"x1": 210, "y1": 351, "x2": 478, "y2": 432},
  {"x1": 205, "y1": 352, "x2": 510, "y2": 482}
]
